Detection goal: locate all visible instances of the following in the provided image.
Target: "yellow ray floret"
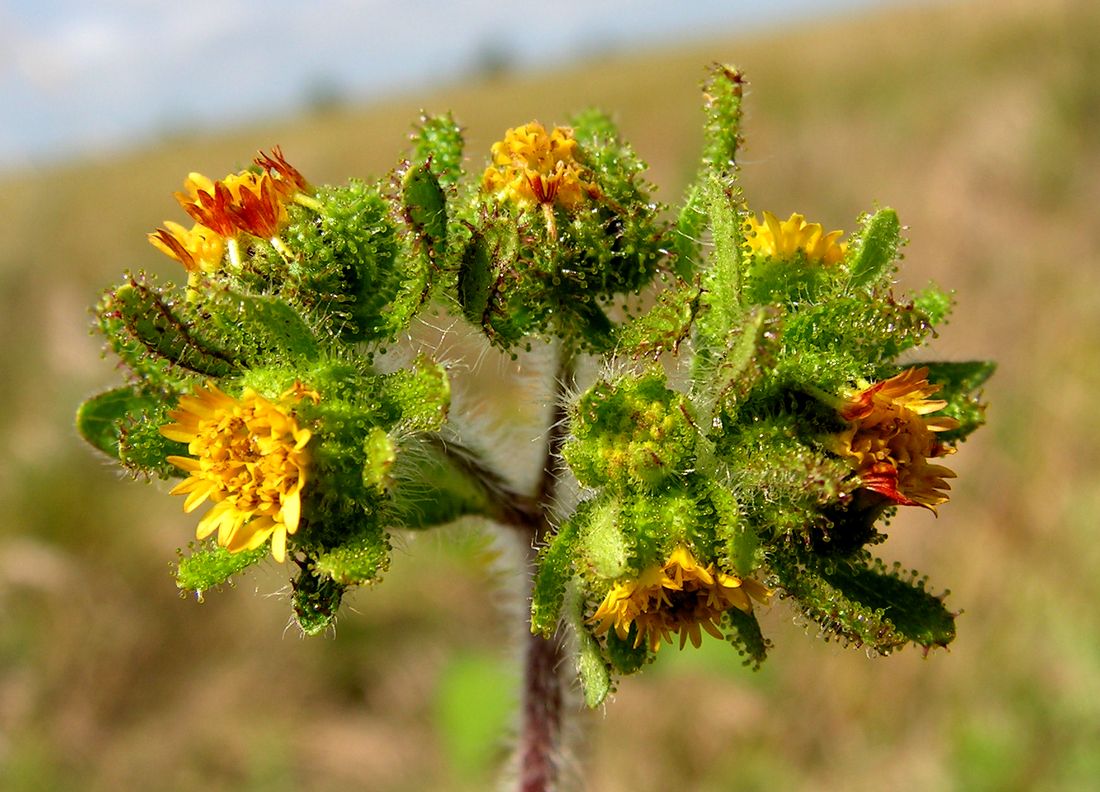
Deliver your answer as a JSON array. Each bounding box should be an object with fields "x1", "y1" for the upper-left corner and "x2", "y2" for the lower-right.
[
  {"x1": 833, "y1": 367, "x2": 959, "y2": 511},
  {"x1": 147, "y1": 221, "x2": 225, "y2": 274},
  {"x1": 590, "y1": 546, "x2": 771, "y2": 652},
  {"x1": 746, "y1": 211, "x2": 846, "y2": 265},
  {"x1": 482, "y1": 122, "x2": 597, "y2": 212},
  {"x1": 160, "y1": 383, "x2": 313, "y2": 562}
]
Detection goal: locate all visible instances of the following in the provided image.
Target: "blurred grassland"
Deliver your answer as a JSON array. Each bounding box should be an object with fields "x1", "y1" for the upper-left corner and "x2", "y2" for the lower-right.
[{"x1": 3, "y1": 0, "x2": 1100, "y2": 789}]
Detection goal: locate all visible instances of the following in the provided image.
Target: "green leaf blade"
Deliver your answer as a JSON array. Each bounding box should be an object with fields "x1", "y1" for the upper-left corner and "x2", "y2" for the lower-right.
[
  {"x1": 846, "y1": 208, "x2": 901, "y2": 292},
  {"x1": 175, "y1": 544, "x2": 267, "y2": 597}
]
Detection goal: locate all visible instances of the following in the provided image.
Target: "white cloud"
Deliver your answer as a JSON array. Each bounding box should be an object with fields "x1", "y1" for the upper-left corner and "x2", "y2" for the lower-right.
[{"x1": 17, "y1": 18, "x2": 124, "y2": 88}]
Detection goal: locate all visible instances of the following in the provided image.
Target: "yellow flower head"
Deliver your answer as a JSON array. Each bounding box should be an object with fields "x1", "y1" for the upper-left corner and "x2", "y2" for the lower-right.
[
  {"x1": 160, "y1": 383, "x2": 313, "y2": 562},
  {"x1": 147, "y1": 221, "x2": 225, "y2": 274},
  {"x1": 590, "y1": 546, "x2": 771, "y2": 652},
  {"x1": 175, "y1": 170, "x2": 288, "y2": 241},
  {"x1": 482, "y1": 122, "x2": 596, "y2": 211},
  {"x1": 834, "y1": 367, "x2": 959, "y2": 511},
  {"x1": 172, "y1": 149, "x2": 308, "y2": 244},
  {"x1": 746, "y1": 211, "x2": 846, "y2": 265}
]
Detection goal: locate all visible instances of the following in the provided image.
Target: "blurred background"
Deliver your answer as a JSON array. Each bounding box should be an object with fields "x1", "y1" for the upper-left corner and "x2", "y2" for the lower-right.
[{"x1": 2, "y1": 0, "x2": 1098, "y2": 789}]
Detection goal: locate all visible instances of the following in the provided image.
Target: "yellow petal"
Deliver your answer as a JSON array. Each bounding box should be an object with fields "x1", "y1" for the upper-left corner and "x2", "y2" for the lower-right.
[
  {"x1": 269, "y1": 527, "x2": 287, "y2": 563},
  {"x1": 280, "y1": 491, "x2": 301, "y2": 533}
]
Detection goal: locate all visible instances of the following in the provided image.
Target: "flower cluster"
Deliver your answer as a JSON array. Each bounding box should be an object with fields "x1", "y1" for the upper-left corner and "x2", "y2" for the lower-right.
[
  {"x1": 80, "y1": 131, "x2": 457, "y2": 630},
  {"x1": 77, "y1": 64, "x2": 992, "y2": 696},
  {"x1": 532, "y1": 94, "x2": 989, "y2": 699}
]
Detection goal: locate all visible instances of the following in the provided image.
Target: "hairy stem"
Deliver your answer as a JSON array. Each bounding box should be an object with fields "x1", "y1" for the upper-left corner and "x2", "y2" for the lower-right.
[
  {"x1": 518, "y1": 348, "x2": 576, "y2": 792},
  {"x1": 422, "y1": 348, "x2": 576, "y2": 790}
]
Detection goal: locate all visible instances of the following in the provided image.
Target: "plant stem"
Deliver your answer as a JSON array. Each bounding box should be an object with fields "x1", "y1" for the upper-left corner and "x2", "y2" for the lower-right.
[
  {"x1": 517, "y1": 348, "x2": 576, "y2": 792},
  {"x1": 519, "y1": 607, "x2": 565, "y2": 792},
  {"x1": 426, "y1": 348, "x2": 576, "y2": 790}
]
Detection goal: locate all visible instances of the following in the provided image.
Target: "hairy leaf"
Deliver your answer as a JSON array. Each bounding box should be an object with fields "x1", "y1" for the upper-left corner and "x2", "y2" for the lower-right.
[
  {"x1": 175, "y1": 544, "x2": 267, "y2": 596},
  {"x1": 923, "y1": 360, "x2": 996, "y2": 442},
  {"x1": 846, "y1": 208, "x2": 901, "y2": 291}
]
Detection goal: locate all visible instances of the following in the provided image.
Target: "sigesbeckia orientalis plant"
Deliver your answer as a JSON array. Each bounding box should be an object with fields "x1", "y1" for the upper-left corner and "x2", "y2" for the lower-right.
[{"x1": 76, "y1": 65, "x2": 993, "y2": 790}]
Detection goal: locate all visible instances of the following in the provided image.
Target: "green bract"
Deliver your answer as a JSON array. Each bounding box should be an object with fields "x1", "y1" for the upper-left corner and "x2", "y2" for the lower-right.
[{"x1": 563, "y1": 370, "x2": 696, "y2": 491}]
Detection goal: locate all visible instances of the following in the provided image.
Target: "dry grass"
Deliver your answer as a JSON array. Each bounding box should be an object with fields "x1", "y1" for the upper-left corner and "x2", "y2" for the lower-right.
[{"x1": 3, "y1": 0, "x2": 1099, "y2": 789}]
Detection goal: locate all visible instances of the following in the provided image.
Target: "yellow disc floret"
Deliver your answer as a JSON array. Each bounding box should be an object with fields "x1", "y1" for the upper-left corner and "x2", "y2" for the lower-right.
[
  {"x1": 590, "y1": 546, "x2": 771, "y2": 652},
  {"x1": 482, "y1": 122, "x2": 596, "y2": 212},
  {"x1": 160, "y1": 383, "x2": 313, "y2": 562},
  {"x1": 746, "y1": 211, "x2": 846, "y2": 265}
]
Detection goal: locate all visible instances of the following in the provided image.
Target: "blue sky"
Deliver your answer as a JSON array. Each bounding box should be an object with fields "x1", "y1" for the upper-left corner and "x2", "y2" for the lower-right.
[{"x1": 1, "y1": 0, "x2": 901, "y2": 173}]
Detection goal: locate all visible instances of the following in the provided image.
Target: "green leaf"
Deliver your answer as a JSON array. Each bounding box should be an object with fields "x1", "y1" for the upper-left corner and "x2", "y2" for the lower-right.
[
  {"x1": 118, "y1": 400, "x2": 184, "y2": 478},
  {"x1": 615, "y1": 280, "x2": 701, "y2": 359},
  {"x1": 695, "y1": 174, "x2": 746, "y2": 351},
  {"x1": 203, "y1": 291, "x2": 320, "y2": 363},
  {"x1": 531, "y1": 517, "x2": 579, "y2": 637},
  {"x1": 605, "y1": 626, "x2": 648, "y2": 674},
  {"x1": 389, "y1": 437, "x2": 495, "y2": 529},
  {"x1": 914, "y1": 285, "x2": 954, "y2": 326},
  {"x1": 673, "y1": 183, "x2": 706, "y2": 281},
  {"x1": 695, "y1": 306, "x2": 774, "y2": 422},
  {"x1": 578, "y1": 497, "x2": 630, "y2": 580},
  {"x1": 779, "y1": 296, "x2": 936, "y2": 382},
  {"x1": 361, "y1": 427, "x2": 397, "y2": 491},
  {"x1": 923, "y1": 360, "x2": 996, "y2": 442},
  {"x1": 672, "y1": 64, "x2": 746, "y2": 280},
  {"x1": 175, "y1": 544, "x2": 267, "y2": 596},
  {"x1": 97, "y1": 302, "x2": 191, "y2": 387},
  {"x1": 564, "y1": 583, "x2": 612, "y2": 708},
  {"x1": 563, "y1": 109, "x2": 667, "y2": 303},
  {"x1": 76, "y1": 385, "x2": 182, "y2": 478},
  {"x1": 714, "y1": 414, "x2": 853, "y2": 545},
  {"x1": 568, "y1": 298, "x2": 615, "y2": 354},
  {"x1": 819, "y1": 558, "x2": 956, "y2": 652},
  {"x1": 402, "y1": 162, "x2": 447, "y2": 257},
  {"x1": 292, "y1": 565, "x2": 346, "y2": 636},
  {"x1": 846, "y1": 208, "x2": 901, "y2": 291},
  {"x1": 708, "y1": 482, "x2": 760, "y2": 576},
  {"x1": 107, "y1": 280, "x2": 238, "y2": 376},
  {"x1": 457, "y1": 230, "x2": 491, "y2": 327},
  {"x1": 700, "y1": 63, "x2": 746, "y2": 172},
  {"x1": 742, "y1": 256, "x2": 837, "y2": 308},
  {"x1": 569, "y1": 108, "x2": 654, "y2": 216},
  {"x1": 313, "y1": 521, "x2": 390, "y2": 586},
  {"x1": 75, "y1": 386, "x2": 157, "y2": 459},
  {"x1": 577, "y1": 632, "x2": 613, "y2": 709},
  {"x1": 724, "y1": 607, "x2": 768, "y2": 668},
  {"x1": 772, "y1": 550, "x2": 955, "y2": 654},
  {"x1": 411, "y1": 112, "x2": 464, "y2": 188},
  {"x1": 285, "y1": 180, "x2": 428, "y2": 342},
  {"x1": 385, "y1": 354, "x2": 451, "y2": 432}
]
